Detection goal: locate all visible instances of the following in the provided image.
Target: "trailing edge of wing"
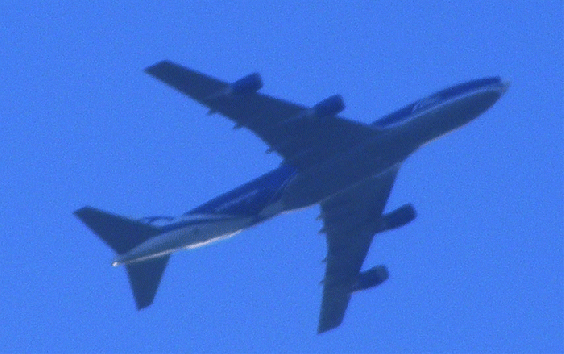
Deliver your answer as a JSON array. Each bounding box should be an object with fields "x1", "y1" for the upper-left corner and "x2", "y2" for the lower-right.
[{"x1": 317, "y1": 166, "x2": 399, "y2": 333}]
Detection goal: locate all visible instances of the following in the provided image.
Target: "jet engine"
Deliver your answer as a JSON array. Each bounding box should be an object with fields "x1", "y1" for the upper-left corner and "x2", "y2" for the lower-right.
[
  {"x1": 352, "y1": 265, "x2": 389, "y2": 292},
  {"x1": 381, "y1": 204, "x2": 416, "y2": 232},
  {"x1": 205, "y1": 73, "x2": 263, "y2": 113},
  {"x1": 230, "y1": 73, "x2": 263, "y2": 94},
  {"x1": 312, "y1": 95, "x2": 345, "y2": 117}
]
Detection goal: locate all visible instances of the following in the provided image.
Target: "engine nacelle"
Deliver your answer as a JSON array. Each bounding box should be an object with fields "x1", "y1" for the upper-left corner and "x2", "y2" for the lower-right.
[
  {"x1": 230, "y1": 73, "x2": 263, "y2": 94},
  {"x1": 313, "y1": 95, "x2": 345, "y2": 117},
  {"x1": 381, "y1": 203, "x2": 416, "y2": 232},
  {"x1": 352, "y1": 265, "x2": 389, "y2": 292}
]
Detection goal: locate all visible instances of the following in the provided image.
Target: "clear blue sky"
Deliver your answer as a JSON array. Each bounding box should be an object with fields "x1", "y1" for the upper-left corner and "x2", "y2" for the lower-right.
[{"x1": 2, "y1": 1, "x2": 562, "y2": 352}]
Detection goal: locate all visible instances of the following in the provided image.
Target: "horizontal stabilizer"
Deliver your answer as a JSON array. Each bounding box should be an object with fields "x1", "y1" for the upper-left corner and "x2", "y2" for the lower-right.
[
  {"x1": 74, "y1": 206, "x2": 160, "y2": 254},
  {"x1": 126, "y1": 256, "x2": 170, "y2": 309},
  {"x1": 75, "y1": 206, "x2": 169, "y2": 309}
]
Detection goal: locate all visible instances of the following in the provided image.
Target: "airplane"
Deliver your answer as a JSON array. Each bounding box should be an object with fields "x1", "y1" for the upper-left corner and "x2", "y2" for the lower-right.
[{"x1": 74, "y1": 61, "x2": 509, "y2": 333}]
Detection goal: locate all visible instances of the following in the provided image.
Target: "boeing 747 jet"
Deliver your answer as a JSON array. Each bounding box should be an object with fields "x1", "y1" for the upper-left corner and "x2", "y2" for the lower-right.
[{"x1": 75, "y1": 61, "x2": 508, "y2": 333}]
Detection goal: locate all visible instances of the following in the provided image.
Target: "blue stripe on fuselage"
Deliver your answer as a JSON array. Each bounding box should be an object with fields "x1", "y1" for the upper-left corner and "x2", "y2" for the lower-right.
[
  {"x1": 186, "y1": 164, "x2": 297, "y2": 217},
  {"x1": 156, "y1": 215, "x2": 237, "y2": 233},
  {"x1": 373, "y1": 77, "x2": 503, "y2": 128}
]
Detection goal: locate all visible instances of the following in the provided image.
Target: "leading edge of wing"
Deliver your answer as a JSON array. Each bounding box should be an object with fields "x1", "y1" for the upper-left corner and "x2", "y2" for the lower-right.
[
  {"x1": 145, "y1": 60, "x2": 228, "y2": 105},
  {"x1": 144, "y1": 60, "x2": 378, "y2": 170},
  {"x1": 144, "y1": 60, "x2": 305, "y2": 119}
]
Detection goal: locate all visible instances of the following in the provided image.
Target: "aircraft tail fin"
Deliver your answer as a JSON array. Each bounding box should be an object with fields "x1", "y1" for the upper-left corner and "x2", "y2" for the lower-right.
[{"x1": 74, "y1": 206, "x2": 168, "y2": 309}]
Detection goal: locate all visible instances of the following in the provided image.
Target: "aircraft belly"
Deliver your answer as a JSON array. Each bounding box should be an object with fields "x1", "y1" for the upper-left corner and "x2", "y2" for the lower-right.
[
  {"x1": 114, "y1": 217, "x2": 253, "y2": 265},
  {"x1": 281, "y1": 135, "x2": 412, "y2": 210},
  {"x1": 180, "y1": 217, "x2": 252, "y2": 250}
]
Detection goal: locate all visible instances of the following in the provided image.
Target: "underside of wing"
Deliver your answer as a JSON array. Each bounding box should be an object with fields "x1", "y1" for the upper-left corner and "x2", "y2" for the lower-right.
[
  {"x1": 318, "y1": 166, "x2": 399, "y2": 333},
  {"x1": 145, "y1": 61, "x2": 376, "y2": 170}
]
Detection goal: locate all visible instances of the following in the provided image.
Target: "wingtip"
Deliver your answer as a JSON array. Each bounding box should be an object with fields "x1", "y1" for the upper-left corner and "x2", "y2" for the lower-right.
[
  {"x1": 73, "y1": 206, "x2": 93, "y2": 218},
  {"x1": 132, "y1": 288, "x2": 156, "y2": 311},
  {"x1": 317, "y1": 317, "x2": 342, "y2": 334},
  {"x1": 317, "y1": 324, "x2": 335, "y2": 334},
  {"x1": 144, "y1": 60, "x2": 174, "y2": 74},
  {"x1": 135, "y1": 300, "x2": 153, "y2": 311}
]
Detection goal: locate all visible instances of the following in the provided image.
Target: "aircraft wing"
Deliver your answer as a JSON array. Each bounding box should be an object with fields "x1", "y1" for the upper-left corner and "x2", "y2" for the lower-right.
[
  {"x1": 145, "y1": 61, "x2": 375, "y2": 170},
  {"x1": 317, "y1": 166, "x2": 399, "y2": 333}
]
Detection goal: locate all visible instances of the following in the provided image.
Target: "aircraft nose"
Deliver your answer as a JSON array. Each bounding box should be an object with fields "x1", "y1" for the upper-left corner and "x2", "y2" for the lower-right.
[{"x1": 500, "y1": 80, "x2": 511, "y2": 95}]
